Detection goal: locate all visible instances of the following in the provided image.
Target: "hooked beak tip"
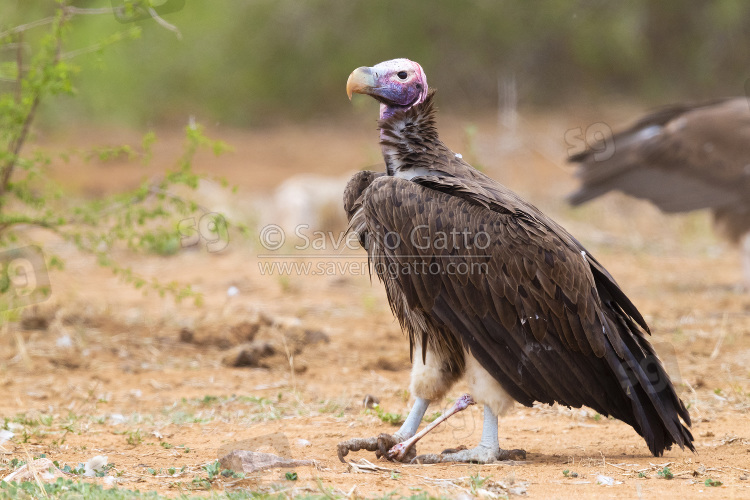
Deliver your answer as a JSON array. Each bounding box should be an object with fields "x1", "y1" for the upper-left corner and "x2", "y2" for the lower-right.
[{"x1": 346, "y1": 66, "x2": 374, "y2": 101}]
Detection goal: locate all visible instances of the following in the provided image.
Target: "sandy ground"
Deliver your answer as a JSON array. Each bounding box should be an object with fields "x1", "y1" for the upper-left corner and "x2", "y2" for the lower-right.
[{"x1": 1, "y1": 110, "x2": 750, "y2": 499}]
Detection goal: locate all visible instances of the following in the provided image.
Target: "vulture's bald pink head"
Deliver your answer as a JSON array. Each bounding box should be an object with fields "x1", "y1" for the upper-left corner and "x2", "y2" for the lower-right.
[{"x1": 346, "y1": 58, "x2": 428, "y2": 119}]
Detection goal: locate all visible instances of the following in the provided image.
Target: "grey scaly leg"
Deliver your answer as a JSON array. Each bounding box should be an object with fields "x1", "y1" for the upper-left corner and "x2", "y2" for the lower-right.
[
  {"x1": 394, "y1": 397, "x2": 431, "y2": 440},
  {"x1": 478, "y1": 403, "x2": 499, "y2": 449}
]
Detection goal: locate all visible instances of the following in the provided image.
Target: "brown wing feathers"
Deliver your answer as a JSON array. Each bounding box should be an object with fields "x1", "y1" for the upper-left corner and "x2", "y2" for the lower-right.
[
  {"x1": 568, "y1": 97, "x2": 750, "y2": 242},
  {"x1": 345, "y1": 91, "x2": 694, "y2": 456}
]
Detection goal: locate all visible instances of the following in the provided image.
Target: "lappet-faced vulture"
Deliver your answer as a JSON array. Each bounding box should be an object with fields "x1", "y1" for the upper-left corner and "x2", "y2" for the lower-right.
[
  {"x1": 337, "y1": 59, "x2": 694, "y2": 464},
  {"x1": 568, "y1": 97, "x2": 750, "y2": 288}
]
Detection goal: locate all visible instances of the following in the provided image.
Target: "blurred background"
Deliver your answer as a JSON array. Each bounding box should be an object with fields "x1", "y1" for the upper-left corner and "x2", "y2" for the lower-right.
[
  {"x1": 3, "y1": 0, "x2": 748, "y2": 298},
  {"x1": 5, "y1": 0, "x2": 750, "y2": 128}
]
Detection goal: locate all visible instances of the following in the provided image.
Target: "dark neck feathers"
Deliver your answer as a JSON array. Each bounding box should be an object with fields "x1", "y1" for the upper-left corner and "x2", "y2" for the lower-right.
[{"x1": 378, "y1": 90, "x2": 440, "y2": 176}]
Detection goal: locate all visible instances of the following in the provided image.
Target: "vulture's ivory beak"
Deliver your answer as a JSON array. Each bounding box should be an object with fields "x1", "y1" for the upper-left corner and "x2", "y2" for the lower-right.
[{"x1": 346, "y1": 66, "x2": 376, "y2": 100}]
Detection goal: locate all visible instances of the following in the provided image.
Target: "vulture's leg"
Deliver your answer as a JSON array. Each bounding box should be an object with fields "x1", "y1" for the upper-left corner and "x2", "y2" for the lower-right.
[
  {"x1": 743, "y1": 234, "x2": 750, "y2": 291},
  {"x1": 394, "y1": 396, "x2": 431, "y2": 441},
  {"x1": 388, "y1": 394, "x2": 475, "y2": 460},
  {"x1": 337, "y1": 342, "x2": 463, "y2": 463},
  {"x1": 411, "y1": 354, "x2": 526, "y2": 464}
]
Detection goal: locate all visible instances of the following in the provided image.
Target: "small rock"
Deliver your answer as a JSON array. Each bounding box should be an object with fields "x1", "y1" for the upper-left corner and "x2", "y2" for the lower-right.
[
  {"x1": 179, "y1": 327, "x2": 194, "y2": 343},
  {"x1": 230, "y1": 321, "x2": 260, "y2": 342},
  {"x1": 21, "y1": 316, "x2": 49, "y2": 331},
  {"x1": 222, "y1": 341, "x2": 275, "y2": 367},
  {"x1": 20, "y1": 305, "x2": 54, "y2": 330},
  {"x1": 303, "y1": 329, "x2": 330, "y2": 345},
  {"x1": 296, "y1": 439, "x2": 311, "y2": 448},
  {"x1": 49, "y1": 352, "x2": 84, "y2": 370}
]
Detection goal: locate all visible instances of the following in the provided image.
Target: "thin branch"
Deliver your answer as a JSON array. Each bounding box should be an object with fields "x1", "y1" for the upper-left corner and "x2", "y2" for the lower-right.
[
  {"x1": 0, "y1": 12, "x2": 63, "y2": 209},
  {"x1": 147, "y1": 7, "x2": 182, "y2": 40},
  {"x1": 63, "y1": 6, "x2": 119, "y2": 16},
  {"x1": 0, "y1": 214, "x2": 63, "y2": 234},
  {"x1": 0, "y1": 17, "x2": 55, "y2": 40},
  {"x1": 15, "y1": 32, "x2": 22, "y2": 103},
  {"x1": 61, "y1": 31, "x2": 139, "y2": 60},
  {"x1": 0, "y1": 95, "x2": 41, "y2": 207},
  {"x1": 148, "y1": 184, "x2": 210, "y2": 213},
  {"x1": 0, "y1": 3, "x2": 181, "y2": 40}
]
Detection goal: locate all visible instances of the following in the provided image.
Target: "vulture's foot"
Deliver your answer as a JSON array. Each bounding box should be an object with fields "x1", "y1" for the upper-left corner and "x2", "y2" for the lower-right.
[
  {"x1": 411, "y1": 445, "x2": 526, "y2": 464},
  {"x1": 336, "y1": 433, "x2": 416, "y2": 463}
]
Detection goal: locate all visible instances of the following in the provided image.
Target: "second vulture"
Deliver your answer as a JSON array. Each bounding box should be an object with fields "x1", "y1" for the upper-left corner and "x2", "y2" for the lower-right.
[
  {"x1": 337, "y1": 58, "x2": 694, "y2": 464},
  {"x1": 568, "y1": 97, "x2": 750, "y2": 288}
]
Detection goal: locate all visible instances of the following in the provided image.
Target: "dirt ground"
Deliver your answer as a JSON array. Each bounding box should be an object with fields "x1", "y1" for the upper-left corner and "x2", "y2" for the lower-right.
[{"x1": 1, "y1": 109, "x2": 750, "y2": 499}]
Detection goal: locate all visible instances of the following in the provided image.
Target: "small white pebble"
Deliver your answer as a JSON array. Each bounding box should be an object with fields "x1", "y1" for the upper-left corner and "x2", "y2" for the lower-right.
[
  {"x1": 0, "y1": 429, "x2": 13, "y2": 445},
  {"x1": 296, "y1": 438, "x2": 311, "y2": 447},
  {"x1": 56, "y1": 335, "x2": 72, "y2": 348},
  {"x1": 109, "y1": 413, "x2": 126, "y2": 425},
  {"x1": 454, "y1": 153, "x2": 463, "y2": 159},
  {"x1": 596, "y1": 474, "x2": 618, "y2": 486},
  {"x1": 227, "y1": 286, "x2": 239, "y2": 297}
]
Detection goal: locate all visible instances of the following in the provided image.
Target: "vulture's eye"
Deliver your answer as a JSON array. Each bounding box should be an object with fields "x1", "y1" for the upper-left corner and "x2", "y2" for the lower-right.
[{"x1": 397, "y1": 71, "x2": 408, "y2": 80}]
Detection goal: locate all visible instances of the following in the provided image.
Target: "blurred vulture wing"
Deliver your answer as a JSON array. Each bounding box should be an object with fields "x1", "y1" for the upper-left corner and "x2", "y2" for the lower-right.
[
  {"x1": 354, "y1": 173, "x2": 692, "y2": 456},
  {"x1": 568, "y1": 98, "x2": 750, "y2": 232}
]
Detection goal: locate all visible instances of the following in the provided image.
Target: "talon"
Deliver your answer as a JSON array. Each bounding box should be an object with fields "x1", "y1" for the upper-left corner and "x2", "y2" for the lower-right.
[
  {"x1": 411, "y1": 453, "x2": 443, "y2": 464},
  {"x1": 376, "y1": 433, "x2": 398, "y2": 460},
  {"x1": 440, "y1": 445, "x2": 467, "y2": 454},
  {"x1": 337, "y1": 434, "x2": 415, "y2": 463},
  {"x1": 336, "y1": 436, "x2": 380, "y2": 463},
  {"x1": 498, "y1": 448, "x2": 527, "y2": 461}
]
